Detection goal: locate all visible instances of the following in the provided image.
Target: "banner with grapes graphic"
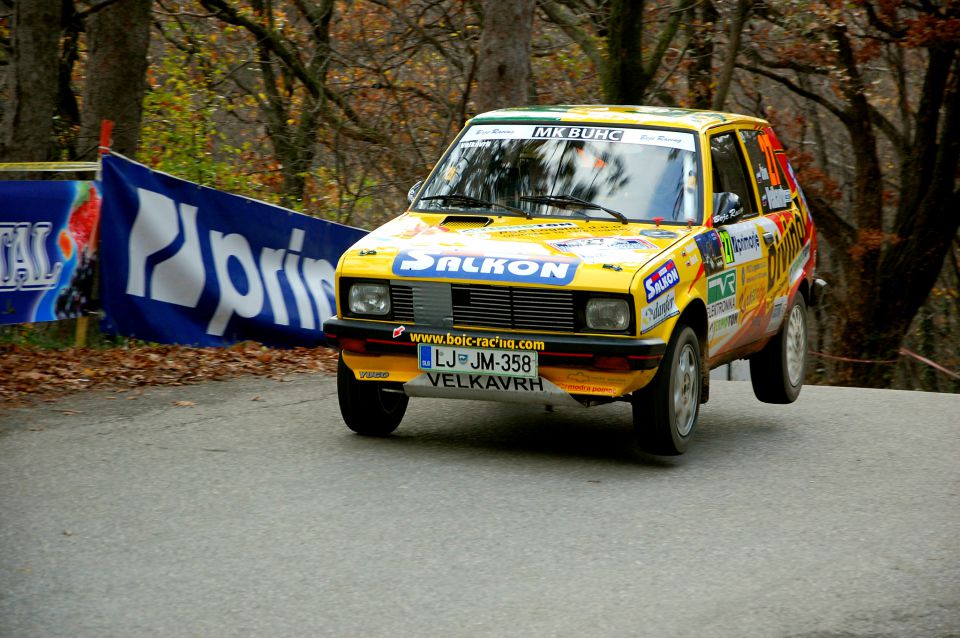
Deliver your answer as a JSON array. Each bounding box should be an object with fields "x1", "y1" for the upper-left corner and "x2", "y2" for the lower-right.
[{"x1": 0, "y1": 181, "x2": 101, "y2": 324}]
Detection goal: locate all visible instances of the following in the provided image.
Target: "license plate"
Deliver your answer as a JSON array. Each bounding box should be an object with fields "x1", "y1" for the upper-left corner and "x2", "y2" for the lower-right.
[{"x1": 417, "y1": 344, "x2": 538, "y2": 378}]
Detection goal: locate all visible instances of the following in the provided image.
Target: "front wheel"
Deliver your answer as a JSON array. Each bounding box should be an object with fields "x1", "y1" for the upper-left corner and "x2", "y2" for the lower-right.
[
  {"x1": 337, "y1": 354, "x2": 408, "y2": 435},
  {"x1": 749, "y1": 293, "x2": 807, "y2": 404},
  {"x1": 633, "y1": 325, "x2": 702, "y2": 456}
]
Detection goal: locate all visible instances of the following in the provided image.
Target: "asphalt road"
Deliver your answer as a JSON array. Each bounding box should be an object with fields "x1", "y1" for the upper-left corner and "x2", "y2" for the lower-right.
[{"x1": 1, "y1": 375, "x2": 958, "y2": 637}]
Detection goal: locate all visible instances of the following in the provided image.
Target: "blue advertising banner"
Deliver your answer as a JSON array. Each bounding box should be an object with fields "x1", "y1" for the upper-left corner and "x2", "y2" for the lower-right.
[
  {"x1": 99, "y1": 154, "x2": 367, "y2": 347},
  {"x1": 0, "y1": 181, "x2": 101, "y2": 324}
]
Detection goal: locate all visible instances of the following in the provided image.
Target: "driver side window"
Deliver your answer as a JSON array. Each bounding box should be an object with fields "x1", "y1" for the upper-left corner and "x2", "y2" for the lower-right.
[{"x1": 710, "y1": 132, "x2": 757, "y2": 221}]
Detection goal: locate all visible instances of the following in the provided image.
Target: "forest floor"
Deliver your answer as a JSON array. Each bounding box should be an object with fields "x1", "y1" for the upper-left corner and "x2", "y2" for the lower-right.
[{"x1": 0, "y1": 342, "x2": 339, "y2": 410}]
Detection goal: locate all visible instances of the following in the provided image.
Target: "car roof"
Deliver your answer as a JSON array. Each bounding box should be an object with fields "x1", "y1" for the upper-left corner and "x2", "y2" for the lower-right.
[{"x1": 470, "y1": 105, "x2": 769, "y2": 133}]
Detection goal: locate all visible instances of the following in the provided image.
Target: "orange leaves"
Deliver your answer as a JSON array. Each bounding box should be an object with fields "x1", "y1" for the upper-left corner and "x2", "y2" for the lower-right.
[
  {"x1": 846, "y1": 228, "x2": 900, "y2": 264},
  {"x1": 904, "y1": 16, "x2": 960, "y2": 48},
  {"x1": 0, "y1": 342, "x2": 339, "y2": 409},
  {"x1": 857, "y1": 227, "x2": 889, "y2": 251},
  {"x1": 787, "y1": 150, "x2": 843, "y2": 202}
]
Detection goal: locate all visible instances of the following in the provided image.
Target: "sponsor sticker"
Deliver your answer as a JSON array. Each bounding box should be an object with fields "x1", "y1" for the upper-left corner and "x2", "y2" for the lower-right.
[
  {"x1": 767, "y1": 212, "x2": 808, "y2": 289},
  {"x1": 707, "y1": 271, "x2": 740, "y2": 340},
  {"x1": 765, "y1": 186, "x2": 792, "y2": 210},
  {"x1": 789, "y1": 241, "x2": 812, "y2": 285},
  {"x1": 459, "y1": 125, "x2": 696, "y2": 152},
  {"x1": 741, "y1": 261, "x2": 767, "y2": 285},
  {"x1": 460, "y1": 126, "x2": 524, "y2": 141},
  {"x1": 547, "y1": 236, "x2": 657, "y2": 264},
  {"x1": 767, "y1": 296, "x2": 788, "y2": 332},
  {"x1": 643, "y1": 260, "x2": 680, "y2": 302},
  {"x1": 717, "y1": 224, "x2": 763, "y2": 266},
  {"x1": 532, "y1": 126, "x2": 625, "y2": 142},
  {"x1": 392, "y1": 249, "x2": 579, "y2": 286},
  {"x1": 695, "y1": 230, "x2": 725, "y2": 275},
  {"x1": 461, "y1": 221, "x2": 578, "y2": 235},
  {"x1": 641, "y1": 288, "x2": 679, "y2": 333},
  {"x1": 707, "y1": 270, "x2": 737, "y2": 305},
  {"x1": 738, "y1": 284, "x2": 764, "y2": 308},
  {"x1": 708, "y1": 310, "x2": 740, "y2": 341},
  {"x1": 409, "y1": 332, "x2": 543, "y2": 351}
]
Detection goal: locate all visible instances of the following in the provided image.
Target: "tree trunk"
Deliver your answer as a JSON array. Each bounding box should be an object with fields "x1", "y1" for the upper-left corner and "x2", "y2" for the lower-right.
[
  {"x1": 711, "y1": 0, "x2": 752, "y2": 110},
  {"x1": 686, "y1": 0, "x2": 717, "y2": 109},
  {"x1": 1, "y1": 0, "x2": 62, "y2": 164},
  {"x1": 474, "y1": 0, "x2": 536, "y2": 113},
  {"x1": 603, "y1": 0, "x2": 646, "y2": 104},
  {"x1": 79, "y1": 0, "x2": 152, "y2": 159}
]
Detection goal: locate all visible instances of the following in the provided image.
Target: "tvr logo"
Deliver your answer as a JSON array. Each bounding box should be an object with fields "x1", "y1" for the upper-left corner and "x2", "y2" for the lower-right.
[
  {"x1": 126, "y1": 188, "x2": 336, "y2": 336},
  {"x1": 707, "y1": 270, "x2": 737, "y2": 304}
]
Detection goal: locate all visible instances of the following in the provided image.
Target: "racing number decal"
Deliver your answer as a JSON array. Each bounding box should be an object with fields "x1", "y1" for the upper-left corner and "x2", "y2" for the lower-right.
[{"x1": 757, "y1": 133, "x2": 781, "y2": 187}]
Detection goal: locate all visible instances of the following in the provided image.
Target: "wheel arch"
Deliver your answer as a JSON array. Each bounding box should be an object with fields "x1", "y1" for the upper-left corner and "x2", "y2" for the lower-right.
[
  {"x1": 677, "y1": 297, "x2": 710, "y2": 403},
  {"x1": 796, "y1": 277, "x2": 810, "y2": 306}
]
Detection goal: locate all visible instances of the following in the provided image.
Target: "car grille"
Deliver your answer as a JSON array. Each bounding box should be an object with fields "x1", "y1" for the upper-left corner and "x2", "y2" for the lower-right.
[
  {"x1": 390, "y1": 284, "x2": 415, "y2": 321},
  {"x1": 390, "y1": 282, "x2": 575, "y2": 332}
]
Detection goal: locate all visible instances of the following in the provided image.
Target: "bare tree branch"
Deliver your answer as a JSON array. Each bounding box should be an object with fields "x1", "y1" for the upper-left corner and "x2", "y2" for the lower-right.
[
  {"x1": 536, "y1": 0, "x2": 605, "y2": 71},
  {"x1": 738, "y1": 63, "x2": 850, "y2": 123}
]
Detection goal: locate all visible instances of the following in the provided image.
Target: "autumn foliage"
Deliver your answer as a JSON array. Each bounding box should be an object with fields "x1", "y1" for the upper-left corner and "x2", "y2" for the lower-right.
[{"x1": 0, "y1": 342, "x2": 338, "y2": 409}]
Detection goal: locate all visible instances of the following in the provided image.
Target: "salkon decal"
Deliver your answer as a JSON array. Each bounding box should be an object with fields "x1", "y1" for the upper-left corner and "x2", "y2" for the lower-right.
[
  {"x1": 392, "y1": 249, "x2": 579, "y2": 286},
  {"x1": 644, "y1": 260, "x2": 680, "y2": 302}
]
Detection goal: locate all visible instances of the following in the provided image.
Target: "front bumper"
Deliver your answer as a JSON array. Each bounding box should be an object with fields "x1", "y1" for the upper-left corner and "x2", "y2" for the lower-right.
[
  {"x1": 324, "y1": 317, "x2": 666, "y2": 400},
  {"x1": 324, "y1": 318, "x2": 666, "y2": 368}
]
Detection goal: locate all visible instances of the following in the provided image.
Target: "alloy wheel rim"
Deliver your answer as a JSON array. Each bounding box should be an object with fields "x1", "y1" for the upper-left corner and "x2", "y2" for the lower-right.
[
  {"x1": 673, "y1": 343, "x2": 699, "y2": 437},
  {"x1": 785, "y1": 304, "x2": 807, "y2": 386}
]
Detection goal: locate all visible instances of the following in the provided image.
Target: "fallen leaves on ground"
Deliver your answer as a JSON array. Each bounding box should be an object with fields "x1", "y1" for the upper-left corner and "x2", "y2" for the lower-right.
[{"x1": 0, "y1": 342, "x2": 339, "y2": 409}]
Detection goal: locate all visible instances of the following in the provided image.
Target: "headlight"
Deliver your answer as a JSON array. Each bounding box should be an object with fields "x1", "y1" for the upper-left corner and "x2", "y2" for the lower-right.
[
  {"x1": 348, "y1": 283, "x2": 391, "y2": 316},
  {"x1": 585, "y1": 298, "x2": 630, "y2": 331}
]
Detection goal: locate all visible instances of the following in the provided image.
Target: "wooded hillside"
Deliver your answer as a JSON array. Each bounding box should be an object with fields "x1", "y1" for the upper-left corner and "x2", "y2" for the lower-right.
[{"x1": 1, "y1": 0, "x2": 957, "y2": 391}]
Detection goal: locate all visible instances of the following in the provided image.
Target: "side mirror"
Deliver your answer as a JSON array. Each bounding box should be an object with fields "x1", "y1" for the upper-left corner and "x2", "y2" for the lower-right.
[
  {"x1": 407, "y1": 180, "x2": 424, "y2": 205},
  {"x1": 713, "y1": 191, "x2": 743, "y2": 226}
]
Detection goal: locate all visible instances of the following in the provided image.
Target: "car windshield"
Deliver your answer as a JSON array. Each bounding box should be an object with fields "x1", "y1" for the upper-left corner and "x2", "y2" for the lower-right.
[{"x1": 415, "y1": 123, "x2": 701, "y2": 223}]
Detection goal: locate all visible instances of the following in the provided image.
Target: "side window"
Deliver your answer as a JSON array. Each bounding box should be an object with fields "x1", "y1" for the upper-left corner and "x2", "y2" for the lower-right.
[
  {"x1": 710, "y1": 132, "x2": 757, "y2": 219},
  {"x1": 739, "y1": 129, "x2": 793, "y2": 214}
]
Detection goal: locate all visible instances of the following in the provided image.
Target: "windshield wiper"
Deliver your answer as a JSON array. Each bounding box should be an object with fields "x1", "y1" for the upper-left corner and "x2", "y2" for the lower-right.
[
  {"x1": 520, "y1": 194, "x2": 629, "y2": 224},
  {"x1": 420, "y1": 194, "x2": 531, "y2": 219}
]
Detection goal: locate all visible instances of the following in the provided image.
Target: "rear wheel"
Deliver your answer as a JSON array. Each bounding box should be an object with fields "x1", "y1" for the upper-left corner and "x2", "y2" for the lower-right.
[
  {"x1": 337, "y1": 354, "x2": 408, "y2": 435},
  {"x1": 633, "y1": 325, "x2": 702, "y2": 456},
  {"x1": 750, "y1": 293, "x2": 807, "y2": 404}
]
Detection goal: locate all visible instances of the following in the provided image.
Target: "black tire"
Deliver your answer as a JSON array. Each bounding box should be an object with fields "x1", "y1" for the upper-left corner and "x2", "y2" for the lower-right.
[
  {"x1": 749, "y1": 293, "x2": 807, "y2": 404},
  {"x1": 336, "y1": 354, "x2": 408, "y2": 435},
  {"x1": 633, "y1": 325, "x2": 702, "y2": 456}
]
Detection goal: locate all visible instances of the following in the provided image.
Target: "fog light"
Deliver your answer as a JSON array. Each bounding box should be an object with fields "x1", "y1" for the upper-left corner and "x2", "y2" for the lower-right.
[
  {"x1": 348, "y1": 283, "x2": 390, "y2": 316},
  {"x1": 585, "y1": 298, "x2": 630, "y2": 331}
]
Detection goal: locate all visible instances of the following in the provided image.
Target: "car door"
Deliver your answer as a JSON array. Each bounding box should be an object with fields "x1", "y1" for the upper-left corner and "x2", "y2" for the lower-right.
[
  {"x1": 737, "y1": 127, "x2": 808, "y2": 336},
  {"x1": 706, "y1": 129, "x2": 766, "y2": 357}
]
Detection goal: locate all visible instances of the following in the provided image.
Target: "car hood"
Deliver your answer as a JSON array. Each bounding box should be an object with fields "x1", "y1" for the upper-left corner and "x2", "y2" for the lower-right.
[{"x1": 340, "y1": 212, "x2": 693, "y2": 293}]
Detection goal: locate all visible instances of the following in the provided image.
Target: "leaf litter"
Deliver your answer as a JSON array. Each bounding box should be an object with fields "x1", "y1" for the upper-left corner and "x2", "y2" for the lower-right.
[{"x1": 1, "y1": 342, "x2": 339, "y2": 409}]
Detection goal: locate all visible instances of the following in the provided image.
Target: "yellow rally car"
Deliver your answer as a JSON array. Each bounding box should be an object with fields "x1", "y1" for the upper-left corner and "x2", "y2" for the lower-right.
[{"x1": 323, "y1": 105, "x2": 823, "y2": 455}]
